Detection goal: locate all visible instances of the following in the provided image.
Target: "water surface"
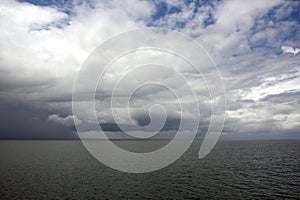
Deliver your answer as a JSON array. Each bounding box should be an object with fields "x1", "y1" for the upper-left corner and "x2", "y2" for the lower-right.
[{"x1": 0, "y1": 140, "x2": 299, "y2": 199}]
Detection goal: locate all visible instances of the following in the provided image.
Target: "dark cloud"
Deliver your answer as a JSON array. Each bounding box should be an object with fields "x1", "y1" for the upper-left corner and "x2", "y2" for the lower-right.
[{"x1": 0, "y1": 102, "x2": 75, "y2": 139}]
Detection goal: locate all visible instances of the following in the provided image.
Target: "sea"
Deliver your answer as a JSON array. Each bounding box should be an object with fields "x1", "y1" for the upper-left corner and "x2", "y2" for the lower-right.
[{"x1": 0, "y1": 140, "x2": 299, "y2": 199}]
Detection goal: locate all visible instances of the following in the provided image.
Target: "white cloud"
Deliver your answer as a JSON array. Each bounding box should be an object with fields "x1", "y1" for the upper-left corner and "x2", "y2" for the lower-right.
[
  {"x1": 281, "y1": 45, "x2": 300, "y2": 56},
  {"x1": 239, "y1": 67, "x2": 300, "y2": 101},
  {"x1": 0, "y1": 0, "x2": 153, "y2": 102},
  {"x1": 48, "y1": 114, "x2": 81, "y2": 127}
]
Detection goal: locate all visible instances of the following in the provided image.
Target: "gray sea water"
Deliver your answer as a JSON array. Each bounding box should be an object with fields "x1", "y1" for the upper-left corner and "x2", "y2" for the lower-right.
[{"x1": 0, "y1": 140, "x2": 299, "y2": 199}]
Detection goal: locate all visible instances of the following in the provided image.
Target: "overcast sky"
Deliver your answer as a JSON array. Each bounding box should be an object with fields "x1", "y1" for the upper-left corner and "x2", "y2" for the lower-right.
[{"x1": 0, "y1": 0, "x2": 299, "y2": 140}]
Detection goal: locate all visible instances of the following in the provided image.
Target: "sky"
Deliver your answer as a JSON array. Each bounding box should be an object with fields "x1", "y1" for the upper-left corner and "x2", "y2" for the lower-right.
[{"x1": 0, "y1": 0, "x2": 299, "y2": 140}]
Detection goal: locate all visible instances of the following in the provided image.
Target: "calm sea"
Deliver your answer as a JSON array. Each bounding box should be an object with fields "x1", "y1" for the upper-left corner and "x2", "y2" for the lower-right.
[{"x1": 0, "y1": 140, "x2": 299, "y2": 199}]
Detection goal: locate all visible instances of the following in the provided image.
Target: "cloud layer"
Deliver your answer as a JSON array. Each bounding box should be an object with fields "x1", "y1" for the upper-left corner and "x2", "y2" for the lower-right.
[{"x1": 0, "y1": 0, "x2": 299, "y2": 139}]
